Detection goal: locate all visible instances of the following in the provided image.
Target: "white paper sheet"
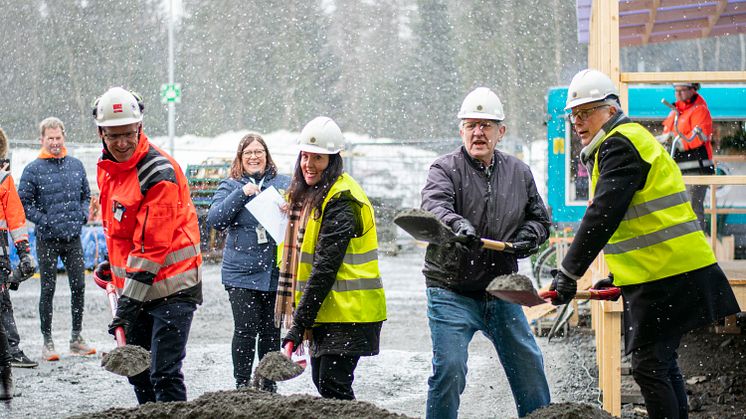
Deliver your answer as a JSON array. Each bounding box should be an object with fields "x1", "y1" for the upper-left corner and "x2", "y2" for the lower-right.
[{"x1": 245, "y1": 186, "x2": 288, "y2": 243}]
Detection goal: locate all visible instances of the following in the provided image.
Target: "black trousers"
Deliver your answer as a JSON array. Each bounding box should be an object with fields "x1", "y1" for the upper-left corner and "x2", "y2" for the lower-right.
[
  {"x1": 0, "y1": 304, "x2": 10, "y2": 368},
  {"x1": 37, "y1": 237, "x2": 86, "y2": 339},
  {"x1": 0, "y1": 287, "x2": 20, "y2": 354},
  {"x1": 127, "y1": 301, "x2": 196, "y2": 404},
  {"x1": 631, "y1": 333, "x2": 688, "y2": 419},
  {"x1": 226, "y1": 287, "x2": 279, "y2": 387},
  {"x1": 311, "y1": 354, "x2": 360, "y2": 400}
]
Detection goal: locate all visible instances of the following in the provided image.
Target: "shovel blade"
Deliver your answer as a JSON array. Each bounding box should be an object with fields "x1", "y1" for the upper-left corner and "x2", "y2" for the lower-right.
[
  {"x1": 393, "y1": 209, "x2": 455, "y2": 245},
  {"x1": 101, "y1": 344, "x2": 151, "y2": 377},
  {"x1": 253, "y1": 351, "x2": 305, "y2": 382},
  {"x1": 486, "y1": 273, "x2": 547, "y2": 307}
]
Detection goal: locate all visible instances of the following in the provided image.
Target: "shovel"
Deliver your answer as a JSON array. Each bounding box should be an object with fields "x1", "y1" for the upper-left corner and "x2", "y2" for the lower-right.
[
  {"x1": 252, "y1": 341, "x2": 307, "y2": 385},
  {"x1": 393, "y1": 208, "x2": 516, "y2": 251},
  {"x1": 486, "y1": 273, "x2": 621, "y2": 307},
  {"x1": 93, "y1": 269, "x2": 151, "y2": 377}
]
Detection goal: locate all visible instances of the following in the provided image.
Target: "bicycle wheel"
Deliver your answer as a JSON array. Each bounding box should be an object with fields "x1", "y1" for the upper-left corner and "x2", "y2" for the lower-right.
[{"x1": 532, "y1": 245, "x2": 557, "y2": 289}]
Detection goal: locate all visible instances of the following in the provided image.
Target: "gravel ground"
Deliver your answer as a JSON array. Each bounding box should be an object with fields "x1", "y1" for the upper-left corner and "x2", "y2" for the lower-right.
[{"x1": 1, "y1": 248, "x2": 743, "y2": 418}]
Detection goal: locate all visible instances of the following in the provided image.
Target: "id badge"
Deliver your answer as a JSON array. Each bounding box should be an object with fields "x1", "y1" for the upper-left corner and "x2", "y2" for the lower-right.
[
  {"x1": 256, "y1": 226, "x2": 268, "y2": 244},
  {"x1": 113, "y1": 201, "x2": 125, "y2": 222}
]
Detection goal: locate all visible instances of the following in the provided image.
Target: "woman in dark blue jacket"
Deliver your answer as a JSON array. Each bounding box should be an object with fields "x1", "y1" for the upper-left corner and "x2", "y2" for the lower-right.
[{"x1": 207, "y1": 133, "x2": 290, "y2": 390}]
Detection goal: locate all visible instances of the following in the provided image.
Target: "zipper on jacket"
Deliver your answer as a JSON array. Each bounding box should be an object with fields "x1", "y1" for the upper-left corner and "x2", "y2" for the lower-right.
[{"x1": 141, "y1": 207, "x2": 149, "y2": 253}]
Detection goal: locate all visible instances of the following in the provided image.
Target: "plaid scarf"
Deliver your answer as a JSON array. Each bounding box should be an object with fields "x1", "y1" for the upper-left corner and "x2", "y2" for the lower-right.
[{"x1": 274, "y1": 204, "x2": 309, "y2": 328}]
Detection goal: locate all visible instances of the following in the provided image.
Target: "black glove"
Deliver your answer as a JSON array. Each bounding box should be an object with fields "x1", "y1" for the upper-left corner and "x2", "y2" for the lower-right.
[
  {"x1": 452, "y1": 219, "x2": 479, "y2": 247},
  {"x1": 94, "y1": 261, "x2": 112, "y2": 282},
  {"x1": 282, "y1": 324, "x2": 305, "y2": 349},
  {"x1": 593, "y1": 274, "x2": 615, "y2": 290},
  {"x1": 509, "y1": 229, "x2": 540, "y2": 259},
  {"x1": 108, "y1": 295, "x2": 142, "y2": 337},
  {"x1": 549, "y1": 269, "x2": 577, "y2": 305},
  {"x1": 509, "y1": 241, "x2": 539, "y2": 259},
  {"x1": 15, "y1": 241, "x2": 36, "y2": 278}
]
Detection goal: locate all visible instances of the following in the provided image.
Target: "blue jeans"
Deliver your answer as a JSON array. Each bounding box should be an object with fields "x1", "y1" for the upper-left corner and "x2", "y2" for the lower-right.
[
  {"x1": 426, "y1": 287, "x2": 550, "y2": 418},
  {"x1": 127, "y1": 301, "x2": 196, "y2": 403}
]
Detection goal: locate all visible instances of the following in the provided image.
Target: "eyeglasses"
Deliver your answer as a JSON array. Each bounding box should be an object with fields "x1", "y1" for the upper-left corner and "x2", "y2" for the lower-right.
[
  {"x1": 242, "y1": 150, "x2": 266, "y2": 158},
  {"x1": 103, "y1": 131, "x2": 138, "y2": 142},
  {"x1": 569, "y1": 105, "x2": 609, "y2": 124},
  {"x1": 462, "y1": 121, "x2": 497, "y2": 132}
]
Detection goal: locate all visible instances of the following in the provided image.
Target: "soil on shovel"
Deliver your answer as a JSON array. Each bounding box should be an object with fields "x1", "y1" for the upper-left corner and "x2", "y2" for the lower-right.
[
  {"x1": 486, "y1": 273, "x2": 535, "y2": 291},
  {"x1": 524, "y1": 402, "x2": 617, "y2": 419},
  {"x1": 253, "y1": 351, "x2": 304, "y2": 382},
  {"x1": 485, "y1": 273, "x2": 546, "y2": 306},
  {"x1": 69, "y1": 388, "x2": 414, "y2": 419},
  {"x1": 101, "y1": 345, "x2": 151, "y2": 377}
]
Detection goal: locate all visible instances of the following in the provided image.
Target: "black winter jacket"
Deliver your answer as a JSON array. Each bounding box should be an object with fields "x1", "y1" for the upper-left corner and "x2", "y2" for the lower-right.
[
  {"x1": 421, "y1": 147, "x2": 550, "y2": 298},
  {"x1": 19, "y1": 155, "x2": 90, "y2": 241},
  {"x1": 562, "y1": 113, "x2": 739, "y2": 353},
  {"x1": 293, "y1": 193, "x2": 381, "y2": 357}
]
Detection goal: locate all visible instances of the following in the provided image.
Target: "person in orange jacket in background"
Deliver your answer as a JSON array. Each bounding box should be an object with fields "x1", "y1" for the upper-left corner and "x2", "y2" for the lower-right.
[
  {"x1": 660, "y1": 82, "x2": 714, "y2": 230},
  {"x1": 0, "y1": 126, "x2": 38, "y2": 400},
  {"x1": 93, "y1": 87, "x2": 202, "y2": 404}
]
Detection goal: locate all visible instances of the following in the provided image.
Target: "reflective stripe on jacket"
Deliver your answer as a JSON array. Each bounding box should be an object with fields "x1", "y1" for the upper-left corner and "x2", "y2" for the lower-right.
[
  {"x1": 97, "y1": 133, "x2": 202, "y2": 302},
  {"x1": 295, "y1": 173, "x2": 386, "y2": 323},
  {"x1": 591, "y1": 122, "x2": 716, "y2": 286},
  {"x1": 0, "y1": 172, "x2": 29, "y2": 247}
]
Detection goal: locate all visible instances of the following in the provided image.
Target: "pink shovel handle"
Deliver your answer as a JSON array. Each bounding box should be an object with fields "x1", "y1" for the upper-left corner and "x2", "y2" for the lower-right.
[
  {"x1": 282, "y1": 341, "x2": 307, "y2": 369},
  {"x1": 540, "y1": 287, "x2": 621, "y2": 301},
  {"x1": 104, "y1": 283, "x2": 127, "y2": 347}
]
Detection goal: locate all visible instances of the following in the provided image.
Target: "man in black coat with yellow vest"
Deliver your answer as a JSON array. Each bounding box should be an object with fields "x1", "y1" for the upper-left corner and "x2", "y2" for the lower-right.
[{"x1": 551, "y1": 69, "x2": 740, "y2": 419}]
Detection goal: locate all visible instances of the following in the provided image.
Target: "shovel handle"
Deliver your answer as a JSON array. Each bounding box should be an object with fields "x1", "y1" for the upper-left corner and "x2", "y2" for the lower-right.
[
  {"x1": 540, "y1": 287, "x2": 621, "y2": 301},
  {"x1": 481, "y1": 238, "x2": 508, "y2": 251},
  {"x1": 282, "y1": 341, "x2": 307, "y2": 369},
  {"x1": 105, "y1": 283, "x2": 119, "y2": 317},
  {"x1": 114, "y1": 326, "x2": 126, "y2": 347},
  {"x1": 282, "y1": 341, "x2": 295, "y2": 358}
]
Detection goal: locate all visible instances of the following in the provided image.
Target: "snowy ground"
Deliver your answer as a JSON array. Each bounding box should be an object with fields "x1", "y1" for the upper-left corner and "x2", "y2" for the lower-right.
[{"x1": 1, "y1": 249, "x2": 600, "y2": 419}]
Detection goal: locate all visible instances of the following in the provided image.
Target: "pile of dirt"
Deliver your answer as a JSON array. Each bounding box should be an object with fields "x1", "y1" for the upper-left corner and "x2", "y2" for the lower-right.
[
  {"x1": 69, "y1": 388, "x2": 414, "y2": 419},
  {"x1": 524, "y1": 402, "x2": 616, "y2": 419},
  {"x1": 677, "y1": 327, "x2": 746, "y2": 418}
]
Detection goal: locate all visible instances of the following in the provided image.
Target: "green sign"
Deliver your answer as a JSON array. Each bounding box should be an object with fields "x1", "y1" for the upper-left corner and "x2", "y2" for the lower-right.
[{"x1": 160, "y1": 83, "x2": 182, "y2": 104}]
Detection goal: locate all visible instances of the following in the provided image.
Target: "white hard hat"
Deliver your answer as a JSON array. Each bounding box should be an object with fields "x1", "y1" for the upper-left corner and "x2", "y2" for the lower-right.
[
  {"x1": 298, "y1": 116, "x2": 344, "y2": 154},
  {"x1": 565, "y1": 69, "x2": 619, "y2": 110},
  {"x1": 458, "y1": 87, "x2": 505, "y2": 121},
  {"x1": 94, "y1": 87, "x2": 143, "y2": 127},
  {"x1": 673, "y1": 82, "x2": 700, "y2": 90}
]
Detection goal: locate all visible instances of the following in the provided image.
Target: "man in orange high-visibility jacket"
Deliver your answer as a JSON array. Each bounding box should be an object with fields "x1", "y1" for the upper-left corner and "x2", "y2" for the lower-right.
[
  {"x1": 0, "y1": 126, "x2": 37, "y2": 400},
  {"x1": 661, "y1": 82, "x2": 714, "y2": 230},
  {"x1": 93, "y1": 87, "x2": 202, "y2": 404}
]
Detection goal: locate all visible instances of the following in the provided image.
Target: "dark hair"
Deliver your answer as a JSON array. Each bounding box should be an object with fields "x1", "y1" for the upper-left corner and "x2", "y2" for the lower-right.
[
  {"x1": 229, "y1": 133, "x2": 276, "y2": 179},
  {"x1": 287, "y1": 153, "x2": 344, "y2": 218}
]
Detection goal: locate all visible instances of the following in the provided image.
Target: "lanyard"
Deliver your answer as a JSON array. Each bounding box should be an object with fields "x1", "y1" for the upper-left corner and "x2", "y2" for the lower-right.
[{"x1": 247, "y1": 175, "x2": 265, "y2": 190}]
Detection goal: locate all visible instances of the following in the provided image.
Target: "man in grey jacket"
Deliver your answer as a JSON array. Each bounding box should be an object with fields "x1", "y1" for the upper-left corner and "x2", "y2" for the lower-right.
[{"x1": 421, "y1": 87, "x2": 551, "y2": 419}]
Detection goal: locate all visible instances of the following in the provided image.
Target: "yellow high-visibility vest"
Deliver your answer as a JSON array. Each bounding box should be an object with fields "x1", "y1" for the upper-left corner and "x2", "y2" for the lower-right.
[
  {"x1": 591, "y1": 123, "x2": 716, "y2": 286},
  {"x1": 295, "y1": 173, "x2": 387, "y2": 323}
]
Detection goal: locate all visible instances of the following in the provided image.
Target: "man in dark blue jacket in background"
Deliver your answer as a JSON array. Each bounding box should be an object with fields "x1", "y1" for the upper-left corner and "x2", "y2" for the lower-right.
[{"x1": 19, "y1": 117, "x2": 95, "y2": 361}]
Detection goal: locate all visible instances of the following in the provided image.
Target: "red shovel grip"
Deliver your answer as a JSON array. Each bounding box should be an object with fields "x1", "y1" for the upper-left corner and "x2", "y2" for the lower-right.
[
  {"x1": 282, "y1": 341, "x2": 307, "y2": 369},
  {"x1": 540, "y1": 287, "x2": 621, "y2": 301}
]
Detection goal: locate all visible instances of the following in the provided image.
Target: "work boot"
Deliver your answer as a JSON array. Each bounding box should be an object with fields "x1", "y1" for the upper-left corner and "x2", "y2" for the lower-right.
[
  {"x1": 259, "y1": 378, "x2": 277, "y2": 393},
  {"x1": 0, "y1": 367, "x2": 12, "y2": 401},
  {"x1": 42, "y1": 341, "x2": 60, "y2": 362},
  {"x1": 9, "y1": 351, "x2": 38, "y2": 368},
  {"x1": 69, "y1": 336, "x2": 96, "y2": 356}
]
